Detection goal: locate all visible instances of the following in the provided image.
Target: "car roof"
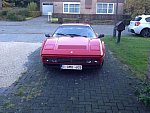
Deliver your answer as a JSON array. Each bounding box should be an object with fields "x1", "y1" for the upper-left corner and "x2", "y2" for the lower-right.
[
  {"x1": 61, "y1": 23, "x2": 91, "y2": 27},
  {"x1": 136, "y1": 15, "x2": 150, "y2": 18}
]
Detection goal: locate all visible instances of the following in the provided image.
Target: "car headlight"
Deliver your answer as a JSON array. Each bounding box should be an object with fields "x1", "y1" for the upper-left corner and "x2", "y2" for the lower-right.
[
  {"x1": 44, "y1": 44, "x2": 55, "y2": 50},
  {"x1": 45, "y1": 58, "x2": 58, "y2": 63},
  {"x1": 90, "y1": 45, "x2": 100, "y2": 51}
]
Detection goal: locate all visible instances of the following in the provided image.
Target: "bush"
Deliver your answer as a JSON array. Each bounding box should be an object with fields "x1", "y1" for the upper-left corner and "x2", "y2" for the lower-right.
[
  {"x1": 58, "y1": 17, "x2": 63, "y2": 24},
  {"x1": 29, "y1": 11, "x2": 41, "y2": 17},
  {"x1": 6, "y1": 10, "x2": 16, "y2": 20},
  {"x1": 63, "y1": 18, "x2": 80, "y2": 23},
  {"x1": 135, "y1": 82, "x2": 150, "y2": 107},
  {"x1": 0, "y1": 11, "x2": 3, "y2": 17},
  {"x1": 7, "y1": 10, "x2": 25, "y2": 21},
  {"x1": 15, "y1": 15, "x2": 26, "y2": 21},
  {"x1": 18, "y1": 8, "x2": 30, "y2": 17},
  {"x1": 27, "y1": 2, "x2": 37, "y2": 11},
  {"x1": 0, "y1": 7, "x2": 40, "y2": 21},
  {"x1": 0, "y1": 8, "x2": 10, "y2": 16}
]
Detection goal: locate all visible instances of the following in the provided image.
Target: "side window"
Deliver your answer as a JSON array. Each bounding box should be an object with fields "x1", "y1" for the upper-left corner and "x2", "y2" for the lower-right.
[
  {"x1": 133, "y1": 17, "x2": 142, "y2": 21},
  {"x1": 145, "y1": 17, "x2": 150, "y2": 22}
]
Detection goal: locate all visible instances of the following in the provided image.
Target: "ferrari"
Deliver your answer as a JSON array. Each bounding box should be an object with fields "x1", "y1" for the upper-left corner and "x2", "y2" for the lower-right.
[{"x1": 41, "y1": 23, "x2": 105, "y2": 70}]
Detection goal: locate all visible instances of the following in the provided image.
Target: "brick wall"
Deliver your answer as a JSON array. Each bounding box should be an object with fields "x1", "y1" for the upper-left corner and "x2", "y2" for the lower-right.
[
  {"x1": 40, "y1": 0, "x2": 125, "y2": 15},
  {"x1": 53, "y1": 13, "x2": 130, "y2": 21}
]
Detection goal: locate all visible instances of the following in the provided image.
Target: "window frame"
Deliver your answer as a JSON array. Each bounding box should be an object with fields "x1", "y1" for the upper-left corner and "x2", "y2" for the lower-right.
[
  {"x1": 96, "y1": 3, "x2": 114, "y2": 14},
  {"x1": 63, "y1": 2, "x2": 80, "y2": 14}
]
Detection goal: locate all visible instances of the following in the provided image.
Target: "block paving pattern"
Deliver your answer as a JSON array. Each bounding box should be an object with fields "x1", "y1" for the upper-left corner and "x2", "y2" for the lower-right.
[{"x1": 0, "y1": 48, "x2": 150, "y2": 113}]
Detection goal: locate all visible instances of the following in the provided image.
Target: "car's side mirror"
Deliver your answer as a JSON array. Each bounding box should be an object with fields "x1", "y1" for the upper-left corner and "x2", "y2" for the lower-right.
[
  {"x1": 45, "y1": 34, "x2": 51, "y2": 37},
  {"x1": 98, "y1": 34, "x2": 104, "y2": 38}
]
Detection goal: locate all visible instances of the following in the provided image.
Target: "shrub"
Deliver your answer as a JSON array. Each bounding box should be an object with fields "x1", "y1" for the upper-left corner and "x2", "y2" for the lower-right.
[
  {"x1": 58, "y1": 17, "x2": 63, "y2": 24},
  {"x1": 0, "y1": 11, "x2": 3, "y2": 17},
  {"x1": 27, "y1": 2, "x2": 37, "y2": 11},
  {"x1": 135, "y1": 82, "x2": 150, "y2": 107},
  {"x1": 18, "y1": 8, "x2": 30, "y2": 17},
  {"x1": 51, "y1": 18, "x2": 58, "y2": 23},
  {"x1": 29, "y1": 11, "x2": 41, "y2": 17},
  {"x1": 0, "y1": 8, "x2": 11, "y2": 16},
  {"x1": 6, "y1": 10, "x2": 17, "y2": 20},
  {"x1": 15, "y1": 15, "x2": 26, "y2": 21},
  {"x1": 7, "y1": 10, "x2": 25, "y2": 21},
  {"x1": 1, "y1": 7, "x2": 40, "y2": 21}
]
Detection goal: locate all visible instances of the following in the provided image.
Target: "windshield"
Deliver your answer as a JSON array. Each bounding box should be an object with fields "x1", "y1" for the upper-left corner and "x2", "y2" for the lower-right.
[{"x1": 53, "y1": 25, "x2": 96, "y2": 38}]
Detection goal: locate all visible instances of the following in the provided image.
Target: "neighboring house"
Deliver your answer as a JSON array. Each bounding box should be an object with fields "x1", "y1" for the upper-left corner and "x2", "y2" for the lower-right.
[
  {"x1": 0, "y1": 0, "x2": 2, "y2": 10},
  {"x1": 40, "y1": 0, "x2": 125, "y2": 20}
]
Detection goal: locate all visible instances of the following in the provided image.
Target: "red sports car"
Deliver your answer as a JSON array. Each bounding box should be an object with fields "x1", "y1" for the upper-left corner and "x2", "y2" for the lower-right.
[{"x1": 41, "y1": 23, "x2": 105, "y2": 70}]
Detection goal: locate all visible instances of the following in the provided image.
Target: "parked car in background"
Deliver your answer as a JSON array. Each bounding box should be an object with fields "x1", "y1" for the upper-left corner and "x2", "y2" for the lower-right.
[
  {"x1": 128, "y1": 15, "x2": 150, "y2": 37},
  {"x1": 41, "y1": 23, "x2": 105, "y2": 70}
]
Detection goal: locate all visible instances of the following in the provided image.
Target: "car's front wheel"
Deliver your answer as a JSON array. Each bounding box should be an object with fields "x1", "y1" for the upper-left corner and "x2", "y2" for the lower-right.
[
  {"x1": 42, "y1": 63, "x2": 49, "y2": 68},
  {"x1": 141, "y1": 28, "x2": 150, "y2": 37},
  {"x1": 96, "y1": 60, "x2": 104, "y2": 70}
]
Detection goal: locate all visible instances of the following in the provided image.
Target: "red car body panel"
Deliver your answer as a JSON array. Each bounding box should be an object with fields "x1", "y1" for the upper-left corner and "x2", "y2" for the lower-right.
[{"x1": 41, "y1": 24, "x2": 105, "y2": 68}]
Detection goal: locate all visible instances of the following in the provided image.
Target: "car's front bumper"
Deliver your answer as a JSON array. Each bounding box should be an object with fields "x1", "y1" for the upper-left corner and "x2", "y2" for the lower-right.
[{"x1": 41, "y1": 55, "x2": 104, "y2": 67}]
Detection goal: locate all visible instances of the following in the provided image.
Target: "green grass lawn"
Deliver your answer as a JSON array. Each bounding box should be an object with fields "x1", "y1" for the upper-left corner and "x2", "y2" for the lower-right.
[{"x1": 103, "y1": 36, "x2": 150, "y2": 80}]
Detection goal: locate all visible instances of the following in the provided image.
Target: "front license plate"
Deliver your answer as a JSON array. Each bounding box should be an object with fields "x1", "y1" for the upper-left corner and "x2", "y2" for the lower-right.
[{"x1": 61, "y1": 65, "x2": 82, "y2": 70}]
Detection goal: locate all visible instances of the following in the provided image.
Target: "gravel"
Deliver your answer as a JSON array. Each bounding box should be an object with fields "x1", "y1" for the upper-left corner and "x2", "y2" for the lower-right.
[{"x1": 0, "y1": 42, "x2": 41, "y2": 88}]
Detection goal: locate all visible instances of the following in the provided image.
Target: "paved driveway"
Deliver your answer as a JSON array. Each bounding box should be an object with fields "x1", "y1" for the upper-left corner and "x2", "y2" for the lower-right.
[{"x1": 0, "y1": 16, "x2": 149, "y2": 113}]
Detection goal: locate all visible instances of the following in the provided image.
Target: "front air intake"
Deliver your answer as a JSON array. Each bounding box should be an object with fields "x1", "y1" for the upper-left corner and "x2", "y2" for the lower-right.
[{"x1": 58, "y1": 45, "x2": 86, "y2": 49}]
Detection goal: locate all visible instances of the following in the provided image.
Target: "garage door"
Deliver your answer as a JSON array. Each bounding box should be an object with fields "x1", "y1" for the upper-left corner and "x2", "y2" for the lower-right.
[{"x1": 42, "y1": 2, "x2": 53, "y2": 15}]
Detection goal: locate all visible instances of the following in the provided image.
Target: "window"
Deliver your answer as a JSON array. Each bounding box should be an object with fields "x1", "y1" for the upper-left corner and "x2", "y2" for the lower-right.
[
  {"x1": 133, "y1": 17, "x2": 142, "y2": 21},
  {"x1": 97, "y1": 3, "x2": 114, "y2": 14},
  {"x1": 63, "y1": 2, "x2": 80, "y2": 14},
  {"x1": 53, "y1": 25, "x2": 96, "y2": 38},
  {"x1": 145, "y1": 17, "x2": 150, "y2": 22}
]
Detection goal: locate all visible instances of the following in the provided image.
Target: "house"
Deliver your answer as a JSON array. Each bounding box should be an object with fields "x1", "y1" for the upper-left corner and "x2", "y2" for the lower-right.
[
  {"x1": 40, "y1": 0, "x2": 125, "y2": 20},
  {"x1": 0, "y1": 0, "x2": 2, "y2": 10}
]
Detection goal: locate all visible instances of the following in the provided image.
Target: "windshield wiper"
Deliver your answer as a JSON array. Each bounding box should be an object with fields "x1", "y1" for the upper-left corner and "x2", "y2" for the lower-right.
[
  {"x1": 56, "y1": 33, "x2": 69, "y2": 36},
  {"x1": 67, "y1": 34, "x2": 87, "y2": 37}
]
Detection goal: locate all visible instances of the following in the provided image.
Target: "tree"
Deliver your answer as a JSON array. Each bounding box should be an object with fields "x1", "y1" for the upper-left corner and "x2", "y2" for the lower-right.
[
  {"x1": 6, "y1": 0, "x2": 39, "y2": 8},
  {"x1": 2, "y1": 0, "x2": 11, "y2": 7},
  {"x1": 124, "y1": 0, "x2": 150, "y2": 17}
]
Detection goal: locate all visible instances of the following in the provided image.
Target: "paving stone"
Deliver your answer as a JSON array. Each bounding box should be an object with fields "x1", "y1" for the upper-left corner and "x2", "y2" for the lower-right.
[
  {"x1": 93, "y1": 108, "x2": 105, "y2": 113},
  {"x1": 0, "y1": 47, "x2": 149, "y2": 113},
  {"x1": 117, "y1": 103, "x2": 124, "y2": 110},
  {"x1": 106, "y1": 110, "x2": 113, "y2": 113},
  {"x1": 85, "y1": 104, "x2": 92, "y2": 112}
]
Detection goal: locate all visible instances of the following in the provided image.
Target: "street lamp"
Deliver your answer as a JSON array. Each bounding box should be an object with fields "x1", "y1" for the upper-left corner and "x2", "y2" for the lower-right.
[{"x1": 113, "y1": 0, "x2": 119, "y2": 38}]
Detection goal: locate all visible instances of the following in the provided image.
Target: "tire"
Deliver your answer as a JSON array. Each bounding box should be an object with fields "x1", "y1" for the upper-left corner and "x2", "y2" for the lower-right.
[
  {"x1": 141, "y1": 29, "x2": 150, "y2": 37},
  {"x1": 96, "y1": 60, "x2": 104, "y2": 69},
  {"x1": 43, "y1": 63, "x2": 49, "y2": 68}
]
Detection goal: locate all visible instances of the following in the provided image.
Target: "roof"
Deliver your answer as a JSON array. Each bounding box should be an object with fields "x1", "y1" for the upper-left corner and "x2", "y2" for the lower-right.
[
  {"x1": 61, "y1": 23, "x2": 91, "y2": 26},
  {"x1": 136, "y1": 15, "x2": 150, "y2": 18}
]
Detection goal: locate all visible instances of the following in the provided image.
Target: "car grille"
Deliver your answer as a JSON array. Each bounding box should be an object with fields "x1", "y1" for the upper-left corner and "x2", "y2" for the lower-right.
[
  {"x1": 57, "y1": 58, "x2": 86, "y2": 63},
  {"x1": 44, "y1": 58, "x2": 99, "y2": 64}
]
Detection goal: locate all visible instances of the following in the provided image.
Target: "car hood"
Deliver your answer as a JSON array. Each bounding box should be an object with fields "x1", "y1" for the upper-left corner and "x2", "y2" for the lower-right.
[{"x1": 42, "y1": 37, "x2": 103, "y2": 56}]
